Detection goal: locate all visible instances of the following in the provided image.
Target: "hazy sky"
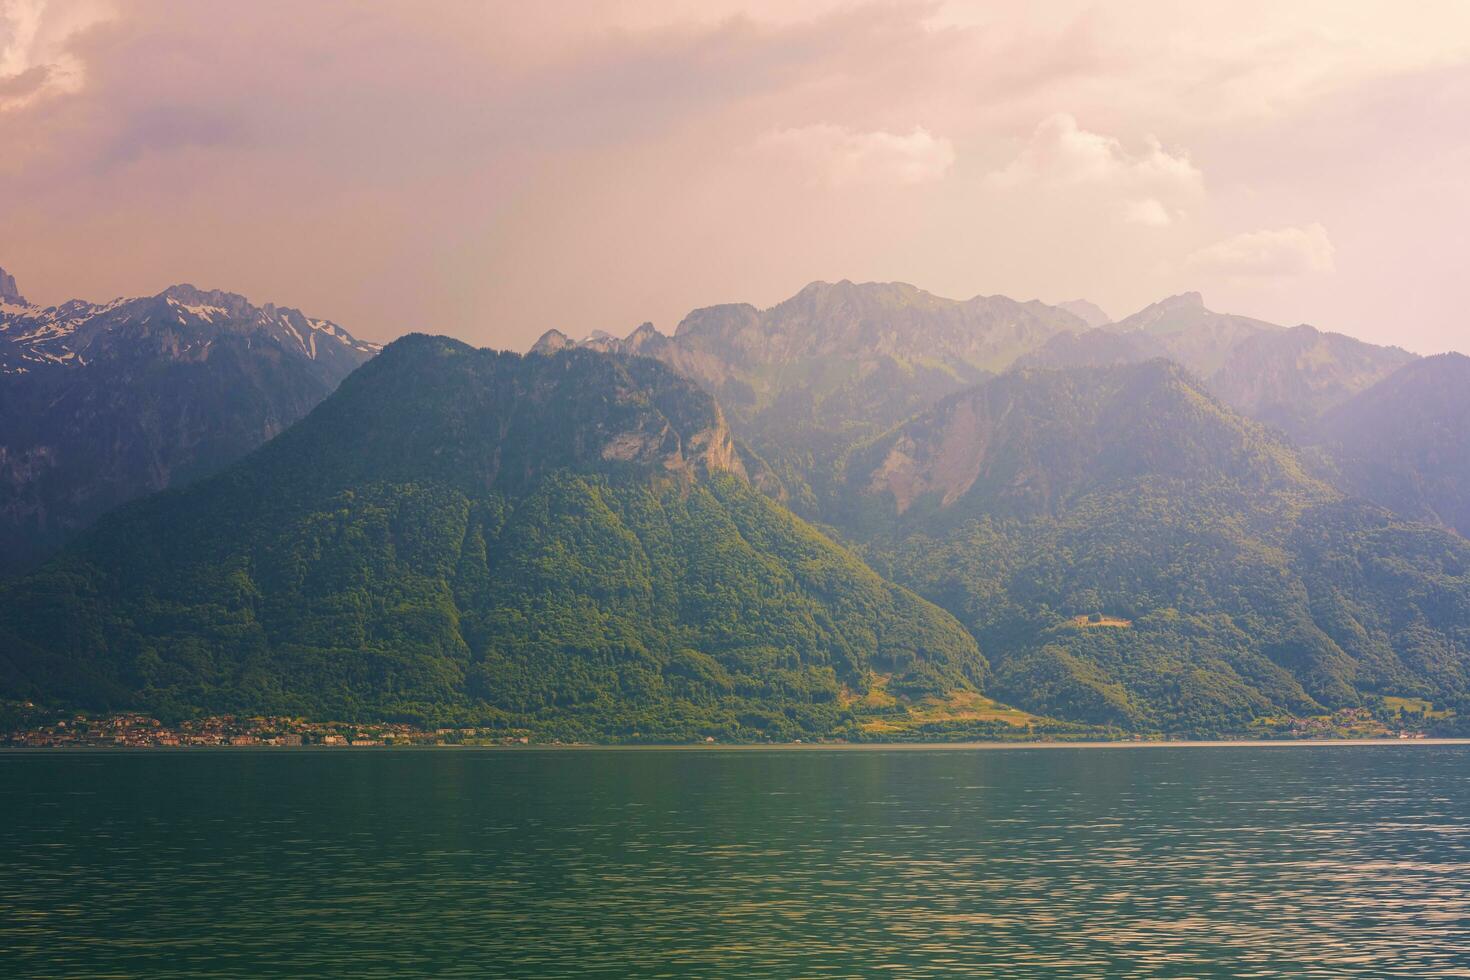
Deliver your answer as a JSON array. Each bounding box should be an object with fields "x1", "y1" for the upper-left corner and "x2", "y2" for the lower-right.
[{"x1": 3, "y1": 1, "x2": 1469, "y2": 353}]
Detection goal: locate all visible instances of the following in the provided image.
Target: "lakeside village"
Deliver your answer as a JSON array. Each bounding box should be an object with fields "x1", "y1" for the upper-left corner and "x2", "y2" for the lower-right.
[
  {"x1": 0, "y1": 701, "x2": 1448, "y2": 747},
  {"x1": 1, "y1": 711, "x2": 544, "y2": 748}
]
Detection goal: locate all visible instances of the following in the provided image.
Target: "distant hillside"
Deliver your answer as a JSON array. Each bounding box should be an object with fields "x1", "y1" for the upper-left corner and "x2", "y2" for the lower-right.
[
  {"x1": 0, "y1": 337, "x2": 984, "y2": 739},
  {"x1": 835, "y1": 361, "x2": 1470, "y2": 733},
  {"x1": 535, "y1": 280, "x2": 1091, "y2": 514},
  {"x1": 1316, "y1": 353, "x2": 1470, "y2": 537},
  {"x1": 0, "y1": 267, "x2": 378, "y2": 575},
  {"x1": 1055, "y1": 299, "x2": 1111, "y2": 328},
  {"x1": 1209, "y1": 325, "x2": 1416, "y2": 438},
  {"x1": 1022, "y1": 292, "x2": 1413, "y2": 437}
]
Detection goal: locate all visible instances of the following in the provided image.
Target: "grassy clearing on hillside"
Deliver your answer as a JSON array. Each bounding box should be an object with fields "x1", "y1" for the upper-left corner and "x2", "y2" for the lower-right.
[
  {"x1": 855, "y1": 685, "x2": 1044, "y2": 734},
  {"x1": 1068, "y1": 614, "x2": 1133, "y2": 628},
  {"x1": 1382, "y1": 696, "x2": 1455, "y2": 719}
]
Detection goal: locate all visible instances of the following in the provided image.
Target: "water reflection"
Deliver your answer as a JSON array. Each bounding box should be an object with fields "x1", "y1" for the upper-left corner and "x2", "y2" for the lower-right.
[{"x1": 2, "y1": 745, "x2": 1468, "y2": 978}]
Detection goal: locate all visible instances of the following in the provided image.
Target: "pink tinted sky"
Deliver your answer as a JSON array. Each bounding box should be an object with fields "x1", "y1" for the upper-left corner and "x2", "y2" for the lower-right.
[{"x1": 2, "y1": 0, "x2": 1468, "y2": 353}]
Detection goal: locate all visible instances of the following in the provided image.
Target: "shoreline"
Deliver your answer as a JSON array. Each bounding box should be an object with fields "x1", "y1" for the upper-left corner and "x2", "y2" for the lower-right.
[{"x1": 4, "y1": 738, "x2": 1469, "y2": 754}]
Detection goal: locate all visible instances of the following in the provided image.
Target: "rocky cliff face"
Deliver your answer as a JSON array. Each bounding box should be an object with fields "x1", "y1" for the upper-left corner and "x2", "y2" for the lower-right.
[
  {"x1": 287, "y1": 335, "x2": 750, "y2": 496},
  {"x1": 845, "y1": 360, "x2": 1321, "y2": 524},
  {"x1": 0, "y1": 266, "x2": 25, "y2": 306}
]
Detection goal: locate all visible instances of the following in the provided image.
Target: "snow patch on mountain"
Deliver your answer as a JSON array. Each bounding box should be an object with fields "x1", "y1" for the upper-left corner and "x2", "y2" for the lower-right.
[{"x1": 0, "y1": 278, "x2": 378, "y2": 373}]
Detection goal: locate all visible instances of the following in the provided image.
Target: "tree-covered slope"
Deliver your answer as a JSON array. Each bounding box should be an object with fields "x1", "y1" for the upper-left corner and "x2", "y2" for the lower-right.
[
  {"x1": 838, "y1": 361, "x2": 1470, "y2": 734},
  {"x1": 0, "y1": 336, "x2": 984, "y2": 739}
]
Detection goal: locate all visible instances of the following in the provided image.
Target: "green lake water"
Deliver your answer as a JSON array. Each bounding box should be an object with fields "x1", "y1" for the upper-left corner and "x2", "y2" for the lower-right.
[{"x1": 3, "y1": 744, "x2": 1468, "y2": 978}]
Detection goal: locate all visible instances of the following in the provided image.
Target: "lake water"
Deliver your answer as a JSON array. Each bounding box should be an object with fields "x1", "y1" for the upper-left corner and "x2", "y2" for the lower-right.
[{"x1": 3, "y1": 744, "x2": 1469, "y2": 978}]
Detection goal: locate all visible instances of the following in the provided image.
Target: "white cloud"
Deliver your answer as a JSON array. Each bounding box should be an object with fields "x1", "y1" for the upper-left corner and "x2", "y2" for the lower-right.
[
  {"x1": 1184, "y1": 223, "x2": 1336, "y2": 278},
  {"x1": 990, "y1": 113, "x2": 1201, "y2": 192},
  {"x1": 987, "y1": 113, "x2": 1200, "y2": 226},
  {"x1": 1122, "y1": 197, "x2": 1172, "y2": 227},
  {"x1": 0, "y1": 0, "x2": 113, "y2": 111},
  {"x1": 756, "y1": 123, "x2": 955, "y2": 187},
  {"x1": 1, "y1": 1, "x2": 1462, "y2": 350},
  {"x1": 932, "y1": 1, "x2": 1470, "y2": 126}
]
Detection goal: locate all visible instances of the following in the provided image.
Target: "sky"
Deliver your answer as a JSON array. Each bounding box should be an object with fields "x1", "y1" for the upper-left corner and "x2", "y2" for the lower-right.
[{"x1": 2, "y1": 0, "x2": 1469, "y2": 354}]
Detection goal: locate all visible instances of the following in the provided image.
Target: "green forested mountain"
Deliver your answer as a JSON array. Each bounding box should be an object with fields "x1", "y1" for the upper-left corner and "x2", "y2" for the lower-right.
[
  {"x1": 0, "y1": 336, "x2": 984, "y2": 739},
  {"x1": 0, "y1": 269, "x2": 379, "y2": 576},
  {"x1": 835, "y1": 361, "x2": 1470, "y2": 734}
]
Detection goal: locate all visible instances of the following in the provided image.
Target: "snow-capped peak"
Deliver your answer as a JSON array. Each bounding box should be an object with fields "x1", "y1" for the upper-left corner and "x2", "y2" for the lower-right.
[{"x1": 1, "y1": 281, "x2": 378, "y2": 374}]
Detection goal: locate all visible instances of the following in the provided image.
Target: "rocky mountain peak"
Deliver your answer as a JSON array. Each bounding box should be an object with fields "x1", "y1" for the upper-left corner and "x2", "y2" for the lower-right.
[
  {"x1": 530, "y1": 328, "x2": 573, "y2": 354},
  {"x1": 1108, "y1": 291, "x2": 1277, "y2": 343},
  {"x1": 776, "y1": 279, "x2": 940, "y2": 318},
  {"x1": 157, "y1": 283, "x2": 258, "y2": 319},
  {"x1": 0, "y1": 265, "x2": 28, "y2": 306},
  {"x1": 0, "y1": 274, "x2": 378, "y2": 573},
  {"x1": 673, "y1": 303, "x2": 760, "y2": 339},
  {"x1": 621, "y1": 321, "x2": 664, "y2": 353}
]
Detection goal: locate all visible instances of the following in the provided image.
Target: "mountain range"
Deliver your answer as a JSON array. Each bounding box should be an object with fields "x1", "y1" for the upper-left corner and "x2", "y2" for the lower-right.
[
  {"x1": 538, "y1": 280, "x2": 1093, "y2": 515},
  {"x1": 542, "y1": 284, "x2": 1424, "y2": 517},
  {"x1": 1019, "y1": 291, "x2": 1416, "y2": 438},
  {"x1": 1, "y1": 267, "x2": 1466, "y2": 738},
  {"x1": 0, "y1": 337, "x2": 982, "y2": 739},
  {"x1": 0, "y1": 267, "x2": 378, "y2": 575}
]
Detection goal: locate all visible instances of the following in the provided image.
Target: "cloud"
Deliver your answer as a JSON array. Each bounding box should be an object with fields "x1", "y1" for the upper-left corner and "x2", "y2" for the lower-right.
[
  {"x1": 755, "y1": 123, "x2": 955, "y2": 187},
  {"x1": 933, "y1": 1, "x2": 1470, "y2": 127},
  {"x1": 990, "y1": 114, "x2": 1200, "y2": 190},
  {"x1": 987, "y1": 113, "x2": 1200, "y2": 225},
  {"x1": 1122, "y1": 197, "x2": 1172, "y2": 227},
  {"x1": 0, "y1": 1, "x2": 1464, "y2": 353},
  {"x1": 0, "y1": 0, "x2": 112, "y2": 111},
  {"x1": 1184, "y1": 223, "x2": 1336, "y2": 277}
]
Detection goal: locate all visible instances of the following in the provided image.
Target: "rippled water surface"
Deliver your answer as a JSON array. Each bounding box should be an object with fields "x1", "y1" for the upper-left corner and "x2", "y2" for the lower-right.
[{"x1": 3, "y1": 744, "x2": 1470, "y2": 978}]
